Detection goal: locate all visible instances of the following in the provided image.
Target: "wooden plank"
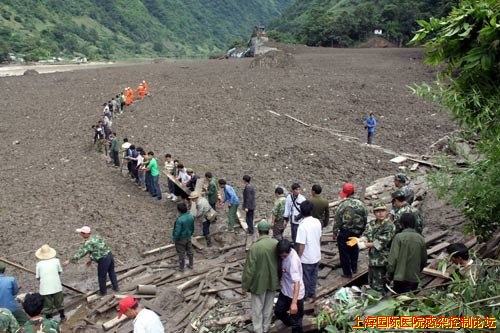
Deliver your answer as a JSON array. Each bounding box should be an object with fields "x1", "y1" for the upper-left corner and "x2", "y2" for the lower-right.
[
  {"x1": 423, "y1": 267, "x2": 450, "y2": 279},
  {"x1": 390, "y1": 156, "x2": 408, "y2": 164},
  {"x1": 317, "y1": 266, "x2": 332, "y2": 279},
  {"x1": 410, "y1": 163, "x2": 419, "y2": 171},
  {"x1": 177, "y1": 275, "x2": 205, "y2": 291},
  {"x1": 191, "y1": 237, "x2": 205, "y2": 250},
  {"x1": 165, "y1": 173, "x2": 191, "y2": 195},
  {"x1": 115, "y1": 253, "x2": 173, "y2": 273},
  {"x1": 405, "y1": 157, "x2": 442, "y2": 169},
  {"x1": 223, "y1": 274, "x2": 242, "y2": 284},
  {"x1": 424, "y1": 230, "x2": 448, "y2": 244},
  {"x1": 102, "y1": 315, "x2": 128, "y2": 331},
  {"x1": 142, "y1": 244, "x2": 175, "y2": 256},
  {"x1": 236, "y1": 210, "x2": 249, "y2": 232},
  {"x1": 427, "y1": 242, "x2": 450, "y2": 256}
]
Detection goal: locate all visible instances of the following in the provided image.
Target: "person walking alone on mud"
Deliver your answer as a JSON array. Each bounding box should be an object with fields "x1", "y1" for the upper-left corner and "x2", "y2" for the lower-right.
[{"x1": 364, "y1": 112, "x2": 377, "y2": 145}]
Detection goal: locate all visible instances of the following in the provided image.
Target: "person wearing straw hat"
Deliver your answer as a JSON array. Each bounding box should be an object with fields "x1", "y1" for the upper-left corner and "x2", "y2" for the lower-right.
[{"x1": 35, "y1": 244, "x2": 65, "y2": 321}]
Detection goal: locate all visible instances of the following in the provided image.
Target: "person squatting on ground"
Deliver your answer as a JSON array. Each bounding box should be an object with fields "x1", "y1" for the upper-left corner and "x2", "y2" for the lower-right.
[
  {"x1": 241, "y1": 220, "x2": 279, "y2": 333},
  {"x1": 283, "y1": 183, "x2": 306, "y2": 244},
  {"x1": 63, "y1": 226, "x2": 119, "y2": 296},
  {"x1": 189, "y1": 191, "x2": 213, "y2": 247},
  {"x1": 18, "y1": 293, "x2": 60, "y2": 333},
  {"x1": 218, "y1": 179, "x2": 240, "y2": 232},
  {"x1": 172, "y1": 203, "x2": 194, "y2": 272},
  {"x1": 364, "y1": 112, "x2": 377, "y2": 144},
  {"x1": 0, "y1": 264, "x2": 28, "y2": 325},
  {"x1": 271, "y1": 187, "x2": 287, "y2": 240},
  {"x1": 391, "y1": 189, "x2": 423, "y2": 234},
  {"x1": 118, "y1": 295, "x2": 164, "y2": 333},
  {"x1": 242, "y1": 175, "x2": 256, "y2": 235},
  {"x1": 346, "y1": 201, "x2": 395, "y2": 292},
  {"x1": 275, "y1": 239, "x2": 305, "y2": 333},
  {"x1": 333, "y1": 182, "x2": 368, "y2": 278},
  {"x1": 309, "y1": 184, "x2": 330, "y2": 228},
  {"x1": 387, "y1": 213, "x2": 427, "y2": 294},
  {"x1": 35, "y1": 244, "x2": 65, "y2": 321},
  {"x1": 295, "y1": 200, "x2": 322, "y2": 299},
  {"x1": 0, "y1": 307, "x2": 19, "y2": 332}
]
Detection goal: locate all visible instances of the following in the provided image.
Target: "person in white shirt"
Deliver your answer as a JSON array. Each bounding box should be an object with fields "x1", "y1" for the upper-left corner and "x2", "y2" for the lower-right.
[
  {"x1": 35, "y1": 244, "x2": 65, "y2": 321},
  {"x1": 283, "y1": 183, "x2": 306, "y2": 244},
  {"x1": 295, "y1": 200, "x2": 322, "y2": 299},
  {"x1": 274, "y1": 239, "x2": 305, "y2": 333},
  {"x1": 118, "y1": 295, "x2": 164, "y2": 333}
]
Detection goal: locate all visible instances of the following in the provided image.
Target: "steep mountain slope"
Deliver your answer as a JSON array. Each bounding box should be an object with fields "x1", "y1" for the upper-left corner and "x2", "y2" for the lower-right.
[
  {"x1": 268, "y1": 0, "x2": 458, "y2": 47},
  {"x1": 0, "y1": 0, "x2": 293, "y2": 60}
]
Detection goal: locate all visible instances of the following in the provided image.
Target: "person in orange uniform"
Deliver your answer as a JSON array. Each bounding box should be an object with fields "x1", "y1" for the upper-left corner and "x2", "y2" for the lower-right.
[
  {"x1": 142, "y1": 80, "x2": 149, "y2": 96},
  {"x1": 137, "y1": 83, "x2": 145, "y2": 100},
  {"x1": 125, "y1": 87, "x2": 134, "y2": 105}
]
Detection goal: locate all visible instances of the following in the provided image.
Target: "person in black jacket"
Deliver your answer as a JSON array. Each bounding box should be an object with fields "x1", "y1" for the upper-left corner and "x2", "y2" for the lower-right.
[{"x1": 243, "y1": 175, "x2": 256, "y2": 235}]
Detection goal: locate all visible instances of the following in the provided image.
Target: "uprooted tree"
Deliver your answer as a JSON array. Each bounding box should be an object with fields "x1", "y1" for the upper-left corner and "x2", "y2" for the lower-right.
[{"x1": 409, "y1": 0, "x2": 500, "y2": 241}]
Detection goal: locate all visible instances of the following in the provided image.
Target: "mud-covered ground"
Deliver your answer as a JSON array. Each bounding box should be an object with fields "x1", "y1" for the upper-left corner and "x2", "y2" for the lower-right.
[{"x1": 0, "y1": 47, "x2": 457, "y2": 312}]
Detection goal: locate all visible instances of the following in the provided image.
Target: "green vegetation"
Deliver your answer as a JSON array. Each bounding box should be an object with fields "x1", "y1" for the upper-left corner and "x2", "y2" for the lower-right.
[
  {"x1": 268, "y1": 0, "x2": 458, "y2": 47},
  {"x1": 0, "y1": 0, "x2": 293, "y2": 61},
  {"x1": 317, "y1": 258, "x2": 500, "y2": 332},
  {"x1": 409, "y1": 0, "x2": 500, "y2": 241}
]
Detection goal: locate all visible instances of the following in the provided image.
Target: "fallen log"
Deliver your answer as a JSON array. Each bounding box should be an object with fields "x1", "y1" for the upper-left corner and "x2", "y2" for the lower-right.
[
  {"x1": 137, "y1": 284, "x2": 157, "y2": 295},
  {"x1": 142, "y1": 244, "x2": 175, "y2": 256},
  {"x1": 405, "y1": 156, "x2": 443, "y2": 169},
  {"x1": 177, "y1": 275, "x2": 205, "y2": 292},
  {"x1": 115, "y1": 253, "x2": 174, "y2": 273}
]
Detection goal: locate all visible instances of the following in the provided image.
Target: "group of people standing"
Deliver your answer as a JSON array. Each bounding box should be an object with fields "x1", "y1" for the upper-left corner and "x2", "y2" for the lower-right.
[
  {"x1": 239, "y1": 173, "x2": 429, "y2": 333},
  {"x1": 0, "y1": 224, "x2": 121, "y2": 332}
]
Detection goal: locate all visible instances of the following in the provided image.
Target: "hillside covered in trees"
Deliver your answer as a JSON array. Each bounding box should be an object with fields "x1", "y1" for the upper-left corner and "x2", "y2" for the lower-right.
[
  {"x1": 0, "y1": 0, "x2": 293, "y2": 61},
  {"x1": 268, "y1": 0, "x2": 458, "y2": 47}
]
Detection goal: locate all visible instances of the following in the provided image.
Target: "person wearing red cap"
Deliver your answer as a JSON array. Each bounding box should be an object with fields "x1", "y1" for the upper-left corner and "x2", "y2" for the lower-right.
[
  {"x1": 333, "y1": 183, "x2": 368, "y2": 278},
  {"x1": 118, "y1": 295, "x2": 164, "y2": 332}
]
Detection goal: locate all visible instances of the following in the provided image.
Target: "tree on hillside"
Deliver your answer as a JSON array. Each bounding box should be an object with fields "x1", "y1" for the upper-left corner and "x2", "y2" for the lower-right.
[{"x1": 410, "y1": 0, "x2": 500, "y2": 240}]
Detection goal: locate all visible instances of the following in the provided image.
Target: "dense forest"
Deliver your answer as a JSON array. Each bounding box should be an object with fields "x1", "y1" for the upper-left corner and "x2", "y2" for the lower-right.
[
  {"x1": 0, "y1": 0, "x2": 293, "y2": 61},
  {"x1": 268, "y1": 0, "x2": 458, "y2": 47}
]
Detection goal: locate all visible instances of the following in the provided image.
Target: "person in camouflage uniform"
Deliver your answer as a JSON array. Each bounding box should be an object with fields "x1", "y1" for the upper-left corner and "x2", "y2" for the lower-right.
[
  {"x1": 391, "y1": 173, "x2": 414, "y2": 216},
  {"x1": 348, "y1": 201, "x2": 395, "y2": 292},
  {"x1": 16, "y1": 293, "x2": 60, "y2": 333},
  {"x1": 271, "y1": 187, "x2": 287, "y2": 240},
  {"x1": 62, "y1": 226, "x2": 119, "y2": 296},
  {"x1": 0, "y1": 308, "x2": 19, "y2": 333},
  {"x1": 333, "y1": 183, "x2": 368, "y2": 278},
  {"x1": 392, "y1": 190, "x2": 424, "y2": 234}
]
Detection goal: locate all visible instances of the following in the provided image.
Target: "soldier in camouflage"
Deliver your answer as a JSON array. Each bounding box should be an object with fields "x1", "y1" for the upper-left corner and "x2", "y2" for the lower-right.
[
  {"x1": 63, "y1": 226, "x2": 119, "y2": 296},
  {"x1": 391, "y1": 173, "x2": 414, "y2": 216},
  {"x1": 16, "y1": 293, "x2": 60, "y2": 333},
  {"x1": 348, "y1": 201, "x2": 396, "y2": 292},
  {"x1": 392, "y1": 190, "x2": 424, "y2": 234},
  {"x1": 333, "y1": 183, "x2": 368, "y2": 278},
  {"x1": 0, "y1": 308, "x2": 19, "y2": 333},
  {"x1": 271, "y1": 187, "x2": 287, "y2": 240}
]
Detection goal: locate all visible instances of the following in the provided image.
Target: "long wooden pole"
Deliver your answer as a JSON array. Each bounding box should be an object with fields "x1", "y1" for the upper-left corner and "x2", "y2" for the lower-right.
[{"x1": 0, "y1": 257, "x2": 85, "y2": 294}]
